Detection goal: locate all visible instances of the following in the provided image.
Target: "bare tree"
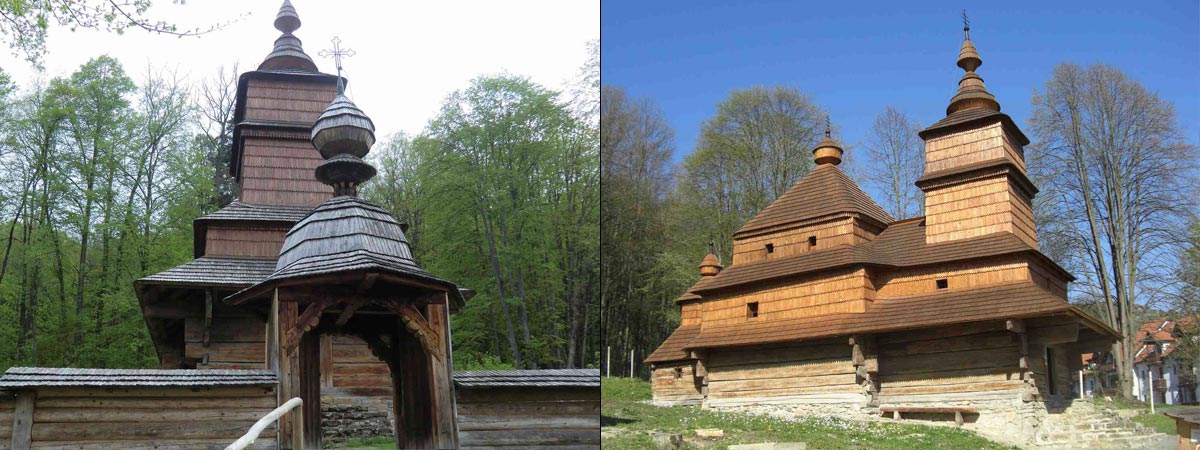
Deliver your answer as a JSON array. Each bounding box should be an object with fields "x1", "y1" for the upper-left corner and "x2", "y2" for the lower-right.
[
  {"x1": 1029, "y1": 62, "x2": 1198, "y2": 398},
  {"x1": 195, "y1": 64, "x2": 239, "y2": 206},
  {"x1": 863, "y1": 106, "x2": 924, "y2": 219}
]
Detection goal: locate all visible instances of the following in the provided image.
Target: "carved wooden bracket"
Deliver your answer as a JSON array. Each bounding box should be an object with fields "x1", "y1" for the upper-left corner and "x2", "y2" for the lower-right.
[
  {"x1": 390, "y1": 304, "x2": 443, "y2": 360},
  {"x1": 283, "y1": 299, "x2": 335, "y2": 352}
]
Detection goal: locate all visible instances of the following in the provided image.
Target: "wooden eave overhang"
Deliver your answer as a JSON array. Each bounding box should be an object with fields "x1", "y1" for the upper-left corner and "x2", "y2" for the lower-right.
[
  {"x1": 917, "y1": 108, "x2": 1031, "y2": 146},
  {"x1": 644, "y1": 325, "x2": 701, "y2": 364},
  {"x1": 192, "y1": 201, "x2": 312, "y2": 257},
  {"x1": 683, "y1": 281, "x2": 1115, "y2": 350},
  {"x1": 915, "y1": 159, "x2": 1039, "y2": 198}
]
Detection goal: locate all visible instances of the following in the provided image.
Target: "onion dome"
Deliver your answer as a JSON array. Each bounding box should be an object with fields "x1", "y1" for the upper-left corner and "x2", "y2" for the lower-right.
[
  {"x1": 699, "y1": 241, "x2": 723, "y2": 277},
  {"x1": 259, "y1": 0, "x2": 318, "y2": 72},
  {"x1": 812, "y1": 117, "x2": 843, "y2": 166},
  {"x1": 311, "y1": 94, "x2": 376, "y2": 196},
  {"x1": 945, "y1": 20, "x2": 1000, "y2": 115}
]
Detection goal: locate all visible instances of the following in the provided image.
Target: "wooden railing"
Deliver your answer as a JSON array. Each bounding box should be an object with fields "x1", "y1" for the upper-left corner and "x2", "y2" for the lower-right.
[{"x1": 226, "y1": 397, "x2": 303, "y2": 450}]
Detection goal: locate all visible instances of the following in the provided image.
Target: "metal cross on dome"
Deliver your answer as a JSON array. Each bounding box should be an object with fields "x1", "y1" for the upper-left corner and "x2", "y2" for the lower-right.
[{"x1": 319, "y1": 36, "x2": 356, "y2": 94}]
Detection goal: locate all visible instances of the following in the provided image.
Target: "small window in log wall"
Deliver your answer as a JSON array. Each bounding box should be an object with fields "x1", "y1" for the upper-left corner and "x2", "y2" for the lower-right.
[
  {"x1": 674, "y1": 367, "x2": 683, "y2": 379},
  {"x1": 747, "y1": 302, "x2": 759, "y2": 318},
  {"x1": 765, "y1": 243, "x2": 774, "y2": 254},
  {"x1": 808, "y1": 236, "x2": 817, "y2": 248},
  {"x1": 936, "y1": 278, "x2": 948, "y2": 290}
]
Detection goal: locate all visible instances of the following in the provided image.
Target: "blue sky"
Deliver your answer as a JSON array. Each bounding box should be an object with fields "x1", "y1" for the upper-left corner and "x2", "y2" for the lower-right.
[{"x1": 601, "y1": 0, "x2": 1199, "y2": 165}]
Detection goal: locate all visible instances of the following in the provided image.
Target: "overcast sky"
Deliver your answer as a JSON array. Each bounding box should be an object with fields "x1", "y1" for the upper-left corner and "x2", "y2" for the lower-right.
[{"x1": 0, "y1": 0, "x2": 599, "y2": 138}]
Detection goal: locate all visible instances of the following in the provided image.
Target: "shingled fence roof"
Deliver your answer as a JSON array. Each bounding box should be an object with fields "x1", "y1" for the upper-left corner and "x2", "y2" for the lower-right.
[
  {"x1": 0, "y1": 367, "x2": 277, "y2": 388},
  {"x1": 453, "y1": 369, "x2": 599, "y2": 389},
  {"x1": 136, "y1": 256, "x2": 278, "y2": 288}
]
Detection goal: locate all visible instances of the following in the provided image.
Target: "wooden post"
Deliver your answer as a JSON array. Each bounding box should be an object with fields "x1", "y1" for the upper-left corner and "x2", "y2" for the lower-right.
[
  {"x1": 428, "y1": 298, "x2": 458, "y2": 448},
  {"x1": 11, "y1": 390, "x2": 34, "y2": 450},
  {"x1": 850, "y1": 334, "x2": 879, "y2": 405},
  {"x1": 393, "y1": 319, "x2": 435, "y2": 449},
  {"x1": 320, "y1": 334, "x2": 334, "y2": 388},
  {"x1": 300, "y1": 332, "x2": 322, "y2": 449}
]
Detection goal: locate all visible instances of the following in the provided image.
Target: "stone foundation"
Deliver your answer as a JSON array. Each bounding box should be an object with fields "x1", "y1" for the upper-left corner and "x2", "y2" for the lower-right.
[{"x1": 321, "y1": 394, "x2": 394, "y2": 445}]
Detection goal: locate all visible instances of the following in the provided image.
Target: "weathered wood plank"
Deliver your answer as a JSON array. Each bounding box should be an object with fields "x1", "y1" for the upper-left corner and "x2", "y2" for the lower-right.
[
  {"x1": 29, "y1": 439, "x2": 274, "y2": 449},
  {"x1": 31, "y1": 421, "x2": 262, "y2": 441},
  {"x1": 33, "y1": 408, "x2": 267, "y2": 423},
  {"x1": 34, "y1": 396, "x2": 275, "y2": 410},
  {"x1": 11, "y1": 392, "x2": 33, "y2": 450},
  {"x1": 33, "y1": 387, "x2": 274, "y2": 398},
  {"x1": 706, "y1": 358, "x2": 855, "y2": 382},
  {"x1": 456, "y1": 416, "x2": 600, "y2": 431},
  {"x1": 457, "y1": 429, "x2": 599, "y2": 447}
]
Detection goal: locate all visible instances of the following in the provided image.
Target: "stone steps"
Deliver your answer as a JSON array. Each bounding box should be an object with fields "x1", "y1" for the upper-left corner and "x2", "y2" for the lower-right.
[{"x1": 1034, "y1": 401, "x2": 1174, "y2": 449}]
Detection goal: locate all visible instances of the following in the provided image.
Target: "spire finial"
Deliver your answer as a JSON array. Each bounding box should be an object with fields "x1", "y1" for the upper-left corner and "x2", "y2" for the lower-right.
[
  {"x1": 274, "y1": 0, "x2": 301, "y2": 34},
  {"x1": 944, "y1": 12, "x2": 1000, "y2": 115},
  {"x1": 707, "y1": 239, "x2": 716, "y2": 255},
  {"x1": 962, "y1": 9, "x2": 970, "y2": 39},
  {"x1": 319, "y1": 37, "x2": 355, "y2": 95},
  {"x1": 259, "y1": 0, "x2": 317, "y2": 71},
  {"x1": 813, "y1": 116, "x2": 843, "y2": 166},
  {"x1": 824, "y1": 115, "x2": 832, "y2": 138}
]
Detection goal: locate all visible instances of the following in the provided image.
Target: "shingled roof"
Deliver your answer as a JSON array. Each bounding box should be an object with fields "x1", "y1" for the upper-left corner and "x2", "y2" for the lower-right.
[
  {"x1": 696, "y1": 218, "x2": 1072, "y2": 295},
  {"x1": 0, "y1": 367, "x2": 276, "y2": 388},
  {"x1": 736, "y1": 164, "x2": 893, "y2": 237},
  {"x1": 136, "y1": 256, "x2": 277, "y2": 288},
  {"x1": 197, "y1": 201, "x2": 313, "y2": 223},
  {"x1": 453, "y1": 369, "x2": 599, "y2": 388},
  {"x1": 684, "y1": 281, "x2": 1105, "y2": 349},
  {"x1": 917, "y1": 108, "x2": 1030, "y2": 146},
  {"x1": 644, "y1": 326, "x2": 701, "y2": 364}
]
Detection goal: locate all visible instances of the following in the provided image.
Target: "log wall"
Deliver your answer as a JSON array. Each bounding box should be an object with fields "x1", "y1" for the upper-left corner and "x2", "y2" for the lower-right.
[
  {"x1": 702, "y1": 267, "x2": 874, "y2": 325},
  {"x1": 187, "y1": 302, "x2": 266, "y2": 370},
  {"x1": 204, "y1": 225, "x2": 288, "y2": 258},
  {"x1": 733, "y1": 216, "x2": 879, "y2": 265},
  {"x1": 876, "y1": 321, "x2": 1024, "y2": 405},
  {"x1": 0, "y1": 394, "x2": 11, "y2": 450},
  {"x1": 456, "y1": 387, "x2": 600, "y2": 449},
  {"x1": 324, "y1": 335, "x2": 393, "y2": 397},
  {"x1": 705, "y1": 339, "x2": 860, "y2": 402},
  {"x1": 8, "y1": 385, "x2": 276, "y2": 449},
  {"x1": 650, "y1": 362, "x2": 703, "y2": 404}
]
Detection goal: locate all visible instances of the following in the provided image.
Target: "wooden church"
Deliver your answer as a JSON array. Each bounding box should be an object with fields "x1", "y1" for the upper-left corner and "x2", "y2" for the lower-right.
[{"x1": 645, "y1": 20, "x2": 1119, "y2": 444}]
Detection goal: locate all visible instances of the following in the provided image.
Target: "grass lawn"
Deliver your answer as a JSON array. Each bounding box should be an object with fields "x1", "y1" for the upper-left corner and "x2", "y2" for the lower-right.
[
  {"x1": 1094, "y1": 396, "x2": 1190, "y2": 435},
  {"x1": 602, "y1": 377, "x2": 1017, "y2": 450}
]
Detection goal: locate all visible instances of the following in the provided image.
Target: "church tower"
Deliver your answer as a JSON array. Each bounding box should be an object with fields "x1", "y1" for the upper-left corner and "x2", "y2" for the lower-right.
[
  {"x1": 230, "y1": 0, "x2": 340, "y2": 207},
  {"x1": 916, "y1": 18, "x2": 1038, "y2": 248}
]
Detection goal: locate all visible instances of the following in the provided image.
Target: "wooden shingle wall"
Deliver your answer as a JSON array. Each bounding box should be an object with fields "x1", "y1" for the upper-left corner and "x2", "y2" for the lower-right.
[
  {"x1": 186, "y1": 302, "x2": 266, "y2": 370},
  {"x1": 701, "y1": 267, "x2": 875, "y2": 324},
  {"x1": 205, "y1": 225, "x2": 288, "y2": 258},
  {"x1": 924, "y1": 175, "x2": 1036, "y2": 247},
  {"x1": 456, "y1": 387, "x2": 600, "y2": 449},
  {"x1": 244, "y1": 79, "x2": 337, "y2": 124},
  {"x1": 876, "y1": 321, "x2": 1024, "y2": 405},
  {"x1": 8, "y1": 386, "x2": 276, "y2": 449},
  {"x1": 924, "y1": 122, "x2": 1025, "y2": 174},
  {"x1": 875, "y1": 255, "x2": 1030, "y2": 298},
  {"x1": 650, "y1": 362, "x2": 703, "y2": 404},
  {"x1": 680, "y1": 302, "x2": 701, "y2": 327},
  {"x1": 732, "y1": 216, "x2": 880, "y2": 265},
  {"x1": 240, "y1": 137, "x2": 332, "y2": 206},
  {"x1": 704, "y1": 339, "x2": 861, "y2": 405}
]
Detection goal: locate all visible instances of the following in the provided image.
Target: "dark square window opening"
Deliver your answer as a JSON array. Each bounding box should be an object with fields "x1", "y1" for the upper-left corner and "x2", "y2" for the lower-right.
[
  {"x1": 936, "y1": 279, "x2": 949, "y2": 290},
  {"x1": 808, "y1": 236, "x2": 817, "y2": 248},
  {"x1": 765, "y1": 243, "x2": 774, "y2": 254},
  {"x1": 673, "y1": 367, "x2": 683, "y2": 379},
  {"x1": 747, "y1": 302, "x2": 759, "y2": 318}
]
